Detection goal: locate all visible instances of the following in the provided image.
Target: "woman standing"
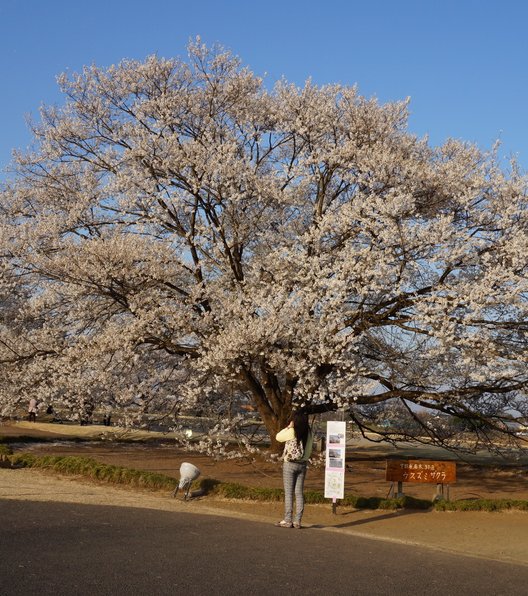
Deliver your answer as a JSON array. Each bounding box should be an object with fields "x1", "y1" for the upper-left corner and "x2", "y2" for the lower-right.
[
  {"x1": 275, "y1": 410, "x2": 313, "y2": 529},
  {"x1": 27, "y1": 398, "x2": 38, "y2": 422}
]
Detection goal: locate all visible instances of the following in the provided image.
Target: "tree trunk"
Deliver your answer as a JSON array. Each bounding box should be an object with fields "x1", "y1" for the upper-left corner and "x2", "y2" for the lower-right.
[
  {"x1": 257, "y1": 403, "x2": 290, "y2": 454},
  {"x1": 241, "y1": 366, "x2": 293, "y2": 453}
]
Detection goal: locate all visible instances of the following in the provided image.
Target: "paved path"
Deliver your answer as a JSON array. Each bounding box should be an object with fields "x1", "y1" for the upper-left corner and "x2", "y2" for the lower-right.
[
  {"x1": 2, "y1": 468, "x2": 528, "y2": 567},
  {"x1": 1, "y1": 499, "x2": 528, "y2": 596}
]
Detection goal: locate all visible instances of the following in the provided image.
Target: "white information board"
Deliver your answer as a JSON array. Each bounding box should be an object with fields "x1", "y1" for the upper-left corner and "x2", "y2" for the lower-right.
[{"x1": 324, "y1": 420, "x2": 347, "y2": 499}]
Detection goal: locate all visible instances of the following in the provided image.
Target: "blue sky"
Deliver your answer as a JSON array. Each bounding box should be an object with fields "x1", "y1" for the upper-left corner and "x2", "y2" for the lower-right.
[{"x1": 1, "y1": 0, "x2": 527, "y2": 177}]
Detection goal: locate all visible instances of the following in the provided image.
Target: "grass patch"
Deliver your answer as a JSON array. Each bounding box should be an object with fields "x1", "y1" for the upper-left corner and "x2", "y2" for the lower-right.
[{"x1": 0, "y1": 443, "x2": 13, "y2": 456}]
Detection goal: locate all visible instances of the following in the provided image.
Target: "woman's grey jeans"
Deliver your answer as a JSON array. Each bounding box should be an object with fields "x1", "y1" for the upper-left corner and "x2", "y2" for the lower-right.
[{"x1": 283, "y1": 461, "x2": 307, "y2": 524}]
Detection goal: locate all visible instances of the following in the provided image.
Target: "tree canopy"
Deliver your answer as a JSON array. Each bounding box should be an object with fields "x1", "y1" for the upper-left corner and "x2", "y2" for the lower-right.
[{"x1": 1, "y1": 41, "x2": 527, "y2": 452}]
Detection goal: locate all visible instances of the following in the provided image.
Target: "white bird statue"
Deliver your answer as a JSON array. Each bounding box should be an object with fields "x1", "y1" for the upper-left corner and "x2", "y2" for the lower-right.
[{"x1": 172, "y1": 462, "x2": 200, "y2": 499}]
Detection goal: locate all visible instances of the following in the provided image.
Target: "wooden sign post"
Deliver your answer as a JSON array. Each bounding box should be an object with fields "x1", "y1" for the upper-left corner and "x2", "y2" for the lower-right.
[{"x1": 385, "y1": 459, "x2": 456, "y2": 500}]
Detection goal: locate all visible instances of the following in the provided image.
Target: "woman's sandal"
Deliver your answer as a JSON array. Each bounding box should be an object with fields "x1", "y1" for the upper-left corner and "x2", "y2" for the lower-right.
[{"x1": 274, "y1": 520, "x2": 293, "y2": 528}]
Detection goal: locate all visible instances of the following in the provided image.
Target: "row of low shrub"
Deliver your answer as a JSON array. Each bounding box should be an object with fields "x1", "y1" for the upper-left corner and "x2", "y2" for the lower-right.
[
  {"x1": 7, "y1": 453, "x2": 528, "y2": 512},
  {"x1": 434, "y1": 498, "x2": 528, "y2": 512},
  {"x1": 342, "y1": 494, "x2": 432, "y2": 510},
  {"x1": 203, "y1": 480, "x2": 528, "y2": 512},
  {"x1": 202, "y1": 482, "x2": 432, "y2": 510},
  {"x1": 10, "y1": 453, "x2": 177, "y2": 492},
  {"x1": 205, "y1": 480, "x2": 284, "y2": 502}
]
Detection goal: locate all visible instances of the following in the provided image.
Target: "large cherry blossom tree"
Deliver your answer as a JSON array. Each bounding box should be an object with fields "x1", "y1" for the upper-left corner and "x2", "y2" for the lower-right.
[{"x1": 1, "y1": 41, "x2": 527, "y2": 452}]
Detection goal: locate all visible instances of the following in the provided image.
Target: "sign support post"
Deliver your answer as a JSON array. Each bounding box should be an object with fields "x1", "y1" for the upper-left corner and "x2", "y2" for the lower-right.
[{"x1": 386, "y1": 460, "x2": 456, "y2": 500}]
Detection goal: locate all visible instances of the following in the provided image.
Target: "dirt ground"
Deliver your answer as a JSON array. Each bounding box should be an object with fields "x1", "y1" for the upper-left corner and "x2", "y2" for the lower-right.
[{"x1": 3, "y1": 420, "x2": 528, "y2": 502}]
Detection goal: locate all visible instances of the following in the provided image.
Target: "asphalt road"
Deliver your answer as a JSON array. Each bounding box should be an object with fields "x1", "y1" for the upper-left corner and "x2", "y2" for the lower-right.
[{"x1": 1, "y1": 500, "x2": 527, "y2": 596}]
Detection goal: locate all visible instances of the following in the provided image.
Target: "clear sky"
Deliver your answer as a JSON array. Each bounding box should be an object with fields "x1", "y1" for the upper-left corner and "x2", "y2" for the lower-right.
[{"x1": 1, "y1": 0, "x2": 527, "y2": 178}]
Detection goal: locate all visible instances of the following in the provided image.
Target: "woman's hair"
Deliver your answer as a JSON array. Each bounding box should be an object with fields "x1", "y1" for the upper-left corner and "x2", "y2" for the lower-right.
[{"x1": 292, "y1": 410, "x2": 310, "y2": 448}]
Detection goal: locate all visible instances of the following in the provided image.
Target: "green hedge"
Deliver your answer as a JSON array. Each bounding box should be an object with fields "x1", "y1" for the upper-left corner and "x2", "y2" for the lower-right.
[
  {"x1": 10, "y1": 453, "x2": 528, "y2": 512},
  {"x1": 434, "y1": 498, "x2": 528, "y2": 512},
  {"x1": 11, "y1": 453, "x2": 177, "y2": 491}
]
